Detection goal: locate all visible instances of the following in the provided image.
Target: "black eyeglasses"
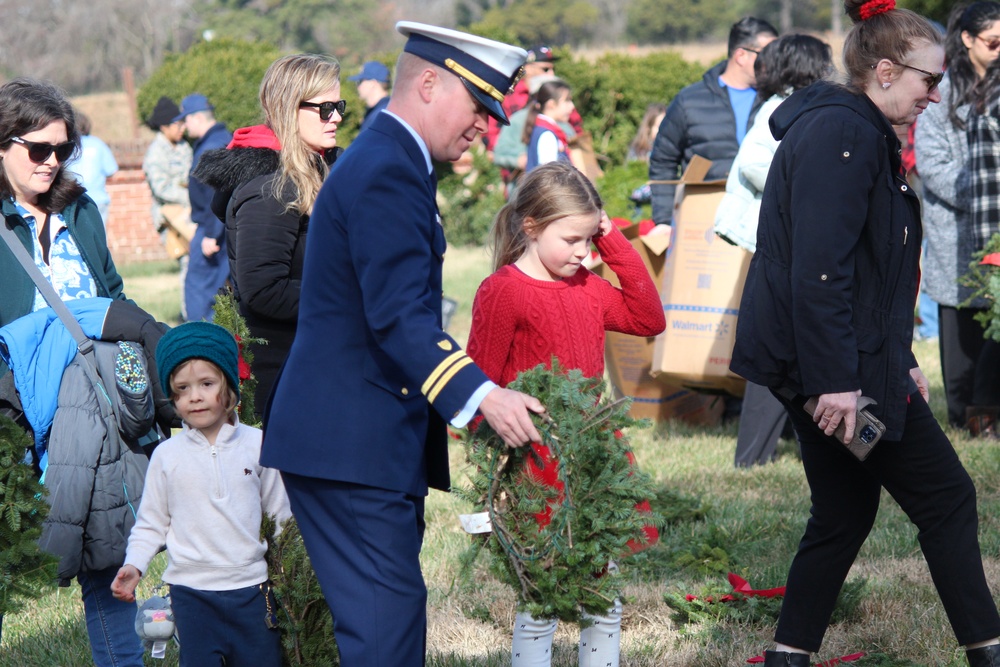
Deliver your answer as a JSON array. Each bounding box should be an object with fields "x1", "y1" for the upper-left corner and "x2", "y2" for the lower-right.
[
  {"x1": 10, "y1": 136, "x2": 75, "y2": 163},
  {"x1": 741, "y1": 46, "x2": 760, "y2": 55},
  {"x1": 894, "y1": 62, "x2": 944, "y2": 93},
  {"x1": 299, "y1": 100, "x2": 347, "y2": 121}
]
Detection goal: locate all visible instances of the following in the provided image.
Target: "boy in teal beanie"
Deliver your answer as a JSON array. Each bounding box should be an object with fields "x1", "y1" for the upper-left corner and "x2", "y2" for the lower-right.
[{"x1": 111, "y1": 321, "x2": 289, "y2": 665}]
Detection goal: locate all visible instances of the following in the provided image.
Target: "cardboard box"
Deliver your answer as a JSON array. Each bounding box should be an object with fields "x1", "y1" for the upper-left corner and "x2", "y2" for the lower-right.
[
  {"x1": 593, "y1": 222, "x2": 724, "y2": 425},
  {"x1": 651, "y1": 156, "x2": 749, "y2": 396}
]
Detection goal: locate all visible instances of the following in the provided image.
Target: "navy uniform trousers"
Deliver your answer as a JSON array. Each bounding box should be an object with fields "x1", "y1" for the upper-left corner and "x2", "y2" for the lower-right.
[
  {"x1": 282, "y1": 472, "x2": 427, "y2": 667},
  {"x1": 772, "y1": 390, "x2": 1000, "y2": 652}
]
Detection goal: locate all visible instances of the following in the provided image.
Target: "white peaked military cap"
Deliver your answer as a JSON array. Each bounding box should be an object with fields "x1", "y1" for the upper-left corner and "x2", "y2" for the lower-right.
[{"x1": 396, "y1": 21, "x2": 528, "y2": 125}]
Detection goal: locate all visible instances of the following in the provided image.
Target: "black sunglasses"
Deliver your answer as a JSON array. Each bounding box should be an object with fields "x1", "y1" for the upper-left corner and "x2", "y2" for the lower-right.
[
  {"x1": 895, "y1": 62, "x2": 944, "y2": 93},
  {"x1": 299, "y1": 100, "x2": 347, "y2": 121},
  {"x1": 977, "y1": 34, "x2": 1000, "y2": 51},
  {"x1": 10, "y1": 136, "x2": 75, "y2": 163}
]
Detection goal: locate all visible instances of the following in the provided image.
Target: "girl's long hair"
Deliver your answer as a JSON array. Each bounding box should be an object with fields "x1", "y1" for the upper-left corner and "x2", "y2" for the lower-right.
[
  {"x1": 0, "y1": 77, "x2": 84, "y2": 213},
  {"x1": 521, "y1": 79, "x2": 571, "y2": 146},
  {"x1": 259, "y1": 53, "x2": 341, "y2": 215},
  {"x1": 946, "y1": 2, "x2": 1000, "y2": 128},
  {"x1": 628, "y1": 103, "x2": 666, "y2": 162},
  {"x1": 490, "y1": 162, "x2": 602, "y2": 272}
]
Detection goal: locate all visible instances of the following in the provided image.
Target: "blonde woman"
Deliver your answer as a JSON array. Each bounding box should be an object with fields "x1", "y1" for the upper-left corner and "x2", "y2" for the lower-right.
[{"x1": 195, "y1": 53, "x2": 344, "y2": 414}]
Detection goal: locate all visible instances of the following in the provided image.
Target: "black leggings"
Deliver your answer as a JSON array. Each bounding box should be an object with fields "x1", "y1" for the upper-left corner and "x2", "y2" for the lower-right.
[{"x1": 772, "y1": 391, "x2": 1000, "y2": 652}]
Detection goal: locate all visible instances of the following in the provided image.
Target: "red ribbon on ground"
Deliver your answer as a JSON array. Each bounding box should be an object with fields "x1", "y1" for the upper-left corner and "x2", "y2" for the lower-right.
[
  {"x1": 746, "y1": 652, "x2": 866, "y2": 665},
  {"x1": 684, "y1": 572, "x2": 785, "y2": 603}
]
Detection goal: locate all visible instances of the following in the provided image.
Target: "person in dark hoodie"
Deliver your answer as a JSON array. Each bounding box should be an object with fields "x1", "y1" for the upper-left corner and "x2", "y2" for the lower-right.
[
  {"x1": 195, "y1": 54, "x2": 343, "y2": 415},
  {"x1": 731, "y1": 1, "x2": 1000, "y2": 665}
]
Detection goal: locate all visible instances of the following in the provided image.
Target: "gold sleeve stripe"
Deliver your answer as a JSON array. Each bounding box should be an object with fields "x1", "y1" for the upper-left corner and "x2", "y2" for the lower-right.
[
  {"x1": 427, "y1": 357, "x2": 474, "y2": 404},
  {"x1": 422, "y1": 350, "x2": 467, "y2": 395}
]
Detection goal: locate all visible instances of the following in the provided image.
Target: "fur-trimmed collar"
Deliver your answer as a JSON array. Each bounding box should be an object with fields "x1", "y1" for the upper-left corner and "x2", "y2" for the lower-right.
[{"x1": 193, "y1": 145, "x2": 341, "y2": 193}]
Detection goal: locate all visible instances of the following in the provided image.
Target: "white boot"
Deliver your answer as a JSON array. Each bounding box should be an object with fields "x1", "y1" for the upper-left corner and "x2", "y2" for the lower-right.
[
  {"x1": 578, "y1": 599, "x2": 622, "y2": 667},
  {"x1": 512, "y1": 611, "x2": 558, "y2": 666}
]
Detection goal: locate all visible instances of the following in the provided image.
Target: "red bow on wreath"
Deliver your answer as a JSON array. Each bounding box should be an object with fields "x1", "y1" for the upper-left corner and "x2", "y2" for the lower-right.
[
  {"x1": 234, "y1": 334, "x2": 252, "y2": 382},
  {"x1": 684, "y1": 572, "x2": 785, "y2": 603}
]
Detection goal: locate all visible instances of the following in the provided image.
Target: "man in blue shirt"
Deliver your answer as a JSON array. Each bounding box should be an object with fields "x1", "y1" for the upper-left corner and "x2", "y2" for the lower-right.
[{"x1": 649, "y1": 16, "x2": 778, "y2": 226}]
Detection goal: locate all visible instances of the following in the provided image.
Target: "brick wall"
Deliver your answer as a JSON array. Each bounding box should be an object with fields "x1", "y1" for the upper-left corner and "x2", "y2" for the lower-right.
[{"x1": 105, "y1": 139, "x2": 168, "y2": 264}]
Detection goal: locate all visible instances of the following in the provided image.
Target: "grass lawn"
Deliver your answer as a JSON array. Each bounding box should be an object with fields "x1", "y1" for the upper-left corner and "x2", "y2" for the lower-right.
[{"x1": 2, "y1": 247, "x2": 997, "y2": 666}]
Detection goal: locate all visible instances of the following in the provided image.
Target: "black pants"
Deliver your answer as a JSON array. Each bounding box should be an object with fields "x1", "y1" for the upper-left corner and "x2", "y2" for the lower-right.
[
  {"x1": 773, "y1": 391, "x2": 1000, "y2": 652},
  {"x1": 734, "y1": 381, "x2": 789, "y2": 467},
  {"x1": 939, "y1": 305, "x2": 1000, "y2": 427}
]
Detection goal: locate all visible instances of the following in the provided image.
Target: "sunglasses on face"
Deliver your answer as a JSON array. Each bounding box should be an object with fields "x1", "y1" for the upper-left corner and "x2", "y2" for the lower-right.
[
  {"x1": 977, "y1": 34, "x2": 1000, "y2": 51},
  {"x1": 895, "y1": 62, "x2": 944, "y2": 93},
  {"x1": 299, "y1": 100, "x2": 347, "y2": 121},
  {"x1": 10, "y1": 136, "x2": 75, "y2": 163}
]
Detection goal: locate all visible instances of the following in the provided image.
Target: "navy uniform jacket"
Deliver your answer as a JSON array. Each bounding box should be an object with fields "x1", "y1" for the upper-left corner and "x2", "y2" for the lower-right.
[{"x1": 260, "y1": 112, "x2": 489, "y2": 496}]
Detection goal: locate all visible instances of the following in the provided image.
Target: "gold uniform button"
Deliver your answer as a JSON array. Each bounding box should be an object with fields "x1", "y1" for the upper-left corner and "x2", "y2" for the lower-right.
[{"x1": 401, "y1": 387, "x2": 409, "y2": 395}]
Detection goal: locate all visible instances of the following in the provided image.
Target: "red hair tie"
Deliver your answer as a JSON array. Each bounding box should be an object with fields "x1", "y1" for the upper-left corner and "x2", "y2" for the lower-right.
[{"x1": 859, "y1": 0, "x2": 895, "y2": 20}]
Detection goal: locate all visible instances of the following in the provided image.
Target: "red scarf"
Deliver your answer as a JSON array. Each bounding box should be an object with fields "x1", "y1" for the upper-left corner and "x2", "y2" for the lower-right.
[{"x1": 534, "y1": 116, "x2": 569, "y2": 153}]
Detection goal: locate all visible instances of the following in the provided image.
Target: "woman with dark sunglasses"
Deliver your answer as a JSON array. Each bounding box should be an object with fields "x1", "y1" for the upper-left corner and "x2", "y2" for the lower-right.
[
  {"x1": 0, "y1": 78, "x2": 145, "y2": 667},
  {"x1": 732, "y1": 0, "x2": 1000, "y2": 664},
  {"x1": 915, "y1": 1, "x2": 1000, "y2": 435},
  {"x1": 194, "y1": 53, "x2": 343, "y2": 415}
]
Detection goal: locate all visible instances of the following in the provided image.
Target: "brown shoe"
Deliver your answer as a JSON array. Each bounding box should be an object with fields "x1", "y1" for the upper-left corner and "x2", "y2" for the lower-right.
[{"x1": 966, "y1": 406, "x2": 1000, "y2": 438}]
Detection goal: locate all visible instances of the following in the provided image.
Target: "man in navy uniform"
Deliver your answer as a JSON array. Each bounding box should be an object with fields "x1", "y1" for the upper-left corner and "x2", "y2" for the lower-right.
[{"x1": 261, "y1": 21, "x2": 544, "y2": 666}]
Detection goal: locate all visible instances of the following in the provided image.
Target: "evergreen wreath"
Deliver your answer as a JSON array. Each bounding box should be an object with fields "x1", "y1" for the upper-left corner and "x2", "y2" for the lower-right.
[
  {"x1": 0, "y1": 415, "x2": 57, "y2": 616},
  {"x1": 457, "y1": 361, "x2": 662, "y2": 623},
  {"x1": 212, "y1": 288, "x2": 266, "y2": 424}
]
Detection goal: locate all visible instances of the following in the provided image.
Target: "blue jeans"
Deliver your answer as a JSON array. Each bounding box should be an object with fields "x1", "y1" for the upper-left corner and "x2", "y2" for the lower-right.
[{"x1": 78, "y1": 567, "x2": 144, "y2": 667}]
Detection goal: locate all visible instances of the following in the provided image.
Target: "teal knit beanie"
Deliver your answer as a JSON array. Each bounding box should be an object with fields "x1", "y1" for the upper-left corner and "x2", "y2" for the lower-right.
[{"x1": 156, "y1": 321, "x2": 240, "y2": 400}]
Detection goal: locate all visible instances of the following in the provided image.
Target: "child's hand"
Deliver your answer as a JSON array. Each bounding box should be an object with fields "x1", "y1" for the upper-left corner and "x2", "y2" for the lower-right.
[
  {"x1": 596, "y1": 210, "x2": 614, "y2": 238},
  {"x1": 111, "y1": 565, "x2": 141, "y2": 602}
]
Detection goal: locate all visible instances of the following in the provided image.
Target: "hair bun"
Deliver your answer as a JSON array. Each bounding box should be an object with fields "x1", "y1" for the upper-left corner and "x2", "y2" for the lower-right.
[{"x1": 858, "y1": 0, "x2": 895, "y2": 20}]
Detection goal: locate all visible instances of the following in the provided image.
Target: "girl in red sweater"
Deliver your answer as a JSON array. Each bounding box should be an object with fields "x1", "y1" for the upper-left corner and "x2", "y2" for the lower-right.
[{"x1": 466, "y1": 162, "x2": 665, "y2": 667}]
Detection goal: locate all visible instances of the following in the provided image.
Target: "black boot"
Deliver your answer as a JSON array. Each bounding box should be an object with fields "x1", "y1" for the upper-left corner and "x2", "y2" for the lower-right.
[
  {"x1": 967, "y1": 644, "x2": 1000, "y2": 667},
  {"x1": 763, "y1": 650, "x2": 811, "y2": 666}
]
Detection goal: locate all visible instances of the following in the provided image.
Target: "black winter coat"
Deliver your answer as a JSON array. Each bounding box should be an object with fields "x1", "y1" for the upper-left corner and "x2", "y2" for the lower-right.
[
  {"x1": 730, "y1": 81, "x2": 921, "y2": 440},
  {"x1": 194, "y1": 145, "x2": 340, "y2": 413},
  {"x1": 648, "y1": 61, "x2": 764, "y2": 224}
]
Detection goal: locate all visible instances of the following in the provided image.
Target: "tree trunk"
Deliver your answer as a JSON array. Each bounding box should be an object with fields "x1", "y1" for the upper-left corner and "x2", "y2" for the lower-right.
[
  {"x1": 832, "y1": 0, "x2": 844, "y2": 36},
  {"x1": 781, "y1": 0, "x2": 792, "y2": 32}
]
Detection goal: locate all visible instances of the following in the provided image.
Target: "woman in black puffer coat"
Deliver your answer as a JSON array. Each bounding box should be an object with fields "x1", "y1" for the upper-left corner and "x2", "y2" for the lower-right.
[{"x1": 196, "y1": 54, "x2": 344, "y2": 416}]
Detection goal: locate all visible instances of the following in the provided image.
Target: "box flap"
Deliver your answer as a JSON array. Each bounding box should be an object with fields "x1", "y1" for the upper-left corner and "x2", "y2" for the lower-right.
[
  {"x1": 649, "y1": 155, "x2": 727, "y2": 186},
  {"x1": 639, "y1": 227, "x2": 671, "y2": 256}
]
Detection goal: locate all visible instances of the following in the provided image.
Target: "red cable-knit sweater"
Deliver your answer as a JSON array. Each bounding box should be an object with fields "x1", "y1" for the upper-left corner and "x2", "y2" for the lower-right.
[
  {"x1": 467, "y1": 226, "x2": 664, "y2": 386},
  {"x1": 467, "y1": 225, "x2": 665, "y2": 548}
]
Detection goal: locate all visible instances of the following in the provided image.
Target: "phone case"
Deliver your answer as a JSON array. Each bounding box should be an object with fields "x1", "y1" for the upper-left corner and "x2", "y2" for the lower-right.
[{"x1": 802, "y1": 396, "x2": 885, "y2": 461}]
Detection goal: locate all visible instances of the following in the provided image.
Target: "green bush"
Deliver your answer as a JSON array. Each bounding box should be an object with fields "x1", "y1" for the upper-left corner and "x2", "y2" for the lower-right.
[
  {"x1": 597, "y1": 161, "x2": 652, "y2": 222},
  {"x1": 554, "y1": 49, "x2": 705, "y2": 165},
  {"x1": 436, "y1": 148, "x2": 507, "y2": 248}
]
